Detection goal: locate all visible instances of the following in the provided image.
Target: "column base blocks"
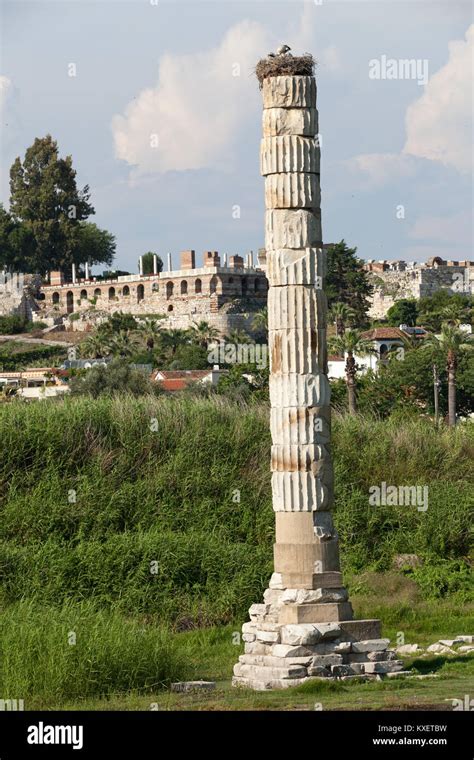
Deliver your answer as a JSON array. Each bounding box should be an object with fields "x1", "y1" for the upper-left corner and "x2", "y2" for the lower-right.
[{"x1": 233, "y1": 583, "x2": 396, "y2": 690}]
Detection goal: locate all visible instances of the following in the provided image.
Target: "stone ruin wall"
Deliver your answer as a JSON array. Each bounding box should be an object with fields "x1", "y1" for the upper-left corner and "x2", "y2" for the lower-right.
[
  {"x1": 36, "y1": 255, "x2": 268, "y2": 335},
  {"x1": 368, "y1": 265, "x2": 474, "y2": 320}
]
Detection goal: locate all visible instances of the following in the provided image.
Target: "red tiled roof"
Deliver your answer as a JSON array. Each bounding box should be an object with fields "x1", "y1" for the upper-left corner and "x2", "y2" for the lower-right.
[
  {"x1": 361, "y1": 328, "x2": 406, "y2": 340},
  {"x1": 153, "y1": 369, "x2": 212, "y2": 391},
  {"x1": 158, "y1": 370, "x2": 210, "y2": 379},
  {"x1": 160, "y1": 378, "x2": 189, "y2": 391}
]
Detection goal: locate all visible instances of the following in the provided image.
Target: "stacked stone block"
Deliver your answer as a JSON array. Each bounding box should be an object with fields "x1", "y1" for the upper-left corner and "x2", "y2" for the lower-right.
[{"x1": 232, "y1": 69, "x2": 395, "y2": 690}]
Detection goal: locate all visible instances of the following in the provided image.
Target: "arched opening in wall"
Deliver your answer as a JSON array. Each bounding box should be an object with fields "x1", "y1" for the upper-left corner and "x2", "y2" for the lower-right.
[
  {"x1": 180, "y1": 280, "x2": 188, "y2": 295},
  {"x1": 152, "y1": 282, "x2": 159, "y2": 293},
  {"x1": 255, "y1": 278, "x2": 264, "y2": 293},
  {"x1": 66, "y1": 291, "x2": 74, "y2": 314},
  {"x1": 241, "y1": 277, "x2": 248, "y2": 296},
  {"x1": 195, "y1": 278, "x2": 202, "y2": 294},
  {"x1": 379, "y1": 343, "x2": 389, "y2": 363},
  {"x1": 210, "y1": 275, "x2": 218, "y2": 295},
  {"x1": 94, "y1": 288, "x2": 102, "y2": 298},
  {"x1": 168, "y1": 305, "x2": 173, "y2": 312},
  {"x1": 122, "y1": 285, "x2": 130, "y2": 297},
  {"x1": 37, "y1": 293, "x2": 45, "y2": 301},
  {"x1": 52, "y1": 292, "x2": 60, "y2": 305},
  {"x1": 80, "y1": 289, "x2": 88, "y2": 300},
  {"x1": 137, "y1": 284, "x2": 145, "y2": 302},
  {"x1": 108, "y1": 287, "x2": 116, "y2": 300},
  {"x1": 166, "y1": 281, "x2": 174, "y2": 299}
]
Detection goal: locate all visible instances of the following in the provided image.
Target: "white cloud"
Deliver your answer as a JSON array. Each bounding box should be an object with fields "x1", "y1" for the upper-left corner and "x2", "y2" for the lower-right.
[
  {"x1": 0, "y1": 75, "x2": 12, "y2": 110},
  {"x1": 112, "y1": 21, "x2": 269, "y2": 177},
  {"x1": 346, "y1": 24, "x2": 473, "y2": 187},
  {"x1": 345, "y1": 152, "x2": 417, "y2": 188},
  {"x1": 403, "y1": 24, "x2": 473, "y2": 172}
]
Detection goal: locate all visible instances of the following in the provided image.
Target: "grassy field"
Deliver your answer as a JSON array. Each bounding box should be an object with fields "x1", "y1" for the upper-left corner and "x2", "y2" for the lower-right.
[
  {"x1": 0, "y1": 395, "x2": 472, "y2": 709},
  {"x1": 6, "y1": 587, "x2": 473, "y2": 711}
]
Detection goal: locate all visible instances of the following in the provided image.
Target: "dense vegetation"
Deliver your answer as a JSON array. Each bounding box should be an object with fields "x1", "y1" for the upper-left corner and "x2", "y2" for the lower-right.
[
  {"x1": 0, "y1": 396, "x2": 471, "y2": 619},
  {"x1": 0, "y1": 395, "x2": 472, "y2": 702},
  {"x1": 0, "y1": 135, "x2": 115, "y2": 274},
  {"x1": 0, "y1": 340, "x2": 67, "y2": 370}
]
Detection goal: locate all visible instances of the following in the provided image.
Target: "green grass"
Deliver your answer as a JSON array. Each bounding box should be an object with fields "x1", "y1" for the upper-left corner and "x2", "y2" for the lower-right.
[
  {"x1": 0, "y1": 396, "x2": 471, "y2": 625},
  {"x1": 4, "y1": 594, "x2": 472, "y2": 711},
  {"x1": 0, "y1": 599, "x2": 186, "y2": 703},
  {"x1": 0, "y1": 395, "x2": 472, "y2": 708}
]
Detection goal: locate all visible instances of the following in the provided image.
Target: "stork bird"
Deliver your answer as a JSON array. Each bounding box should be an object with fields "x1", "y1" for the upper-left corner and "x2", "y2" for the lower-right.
[
  {"x1": 277, "y1": 44, "x2": 291, "y2": 55},
  {"x1": 267, "y1": 52, "x2": 276, "y2": 58}
]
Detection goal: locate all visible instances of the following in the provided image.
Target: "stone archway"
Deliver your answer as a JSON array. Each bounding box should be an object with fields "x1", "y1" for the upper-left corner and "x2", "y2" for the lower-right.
[{"x1": 66, "y1": 291, "x2": 74, "y2": 314}]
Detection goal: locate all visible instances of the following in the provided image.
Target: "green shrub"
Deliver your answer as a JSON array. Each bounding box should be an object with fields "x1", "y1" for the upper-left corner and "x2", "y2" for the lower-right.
[
  {"x1": 0, "y1": 397, "x2": 471, "y2": 625},
  {"x1": 0, "y1": 599, "x2": 185, "y2": 702},
  {"x1": 403, "y1": 558, "x2": 473, "y2": 601},
  {"x1": 0, "y1": 315, "x2": 27, "y2": 334}
]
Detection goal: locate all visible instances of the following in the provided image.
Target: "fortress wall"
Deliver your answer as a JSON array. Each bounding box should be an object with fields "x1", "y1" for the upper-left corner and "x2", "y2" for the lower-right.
[{"x1": 368, "y1": 265, "x2": 473, "y2": 319}]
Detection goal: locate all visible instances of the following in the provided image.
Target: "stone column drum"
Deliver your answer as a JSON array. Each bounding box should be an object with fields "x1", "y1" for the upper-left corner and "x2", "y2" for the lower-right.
[{"x1": 232, "y1": 67, "x2": 402, "y2": 690}]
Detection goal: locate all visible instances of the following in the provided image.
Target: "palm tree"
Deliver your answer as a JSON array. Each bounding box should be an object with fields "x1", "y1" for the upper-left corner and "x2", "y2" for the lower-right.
[
  {"x1": 191, "y1": 321, "x2": 220, "y2": 349},
  {"x1": 439, "y1": 304, "x2": 471, "y2": 327},
  {"x1": 80, "y1": 334, "x2": 111, "y2": 359},
  {"x1": 138, "y1": 317, "x2": 164, "y2": 352},
  {"x1": 252, "y1": 307, "x2": 268, "y2": 336},
  {"x1": 329, "y1": 329, "x2": 375, "y2": 414},
  {"x1": 329, "y1": 302, "x2": 356, "y2": 337},
  {"x1": 109, "y1": 330, "x2": 140, "y2": 358},
  {"x1": 425, "y1": 324, "x2": 473, "y2": 426},
  {"x1": 225, "y1": 329, "x2": 253, "y2": 345},
  {"x1": 160, "y1": 328, "x2": 190, "y2": 356}
]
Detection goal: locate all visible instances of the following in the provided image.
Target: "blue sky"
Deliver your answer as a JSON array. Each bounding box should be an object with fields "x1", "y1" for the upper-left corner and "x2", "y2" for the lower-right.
[{"x1": 0, "y1": 0, "x2": 472, "y2": 273}]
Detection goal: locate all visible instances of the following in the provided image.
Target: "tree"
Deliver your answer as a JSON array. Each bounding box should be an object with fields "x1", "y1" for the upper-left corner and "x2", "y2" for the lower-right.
[
  {"x1": 142, "y1": 251, "x2": 163, "y2": 275},
  {"x1": 252, "y1": 307, "x2": 268, "y2": 338},
  {"x1": 160, "y1": 328, "x2": 190, "y2": 357},
  {"x1": 169, "y1": 343, "x2": 210, "y2": 370},
  {"x1": 386, "y1": 299, "x2": 418, "y2": 327},
  {"x1": 225, "y1": 329, "x2": 253, "y2": 345},
  {"x1": 79, "y1": 334, "x2": 111, "y2": 359},
  {"x1": 190, "y1": 320, "x2": 220, "y2": 349},
  {"x1": 109, "y1": 330, "x2": 140, "y2": 358},
  {"x1": 69, "y1": 359, "x2": 155, "y2": 397},
  {"x1": 0, "y1": 204, "x2": 36, "y2": 272},
  {"x1": 425, "y1": 325, "x2": 473, "y2": 426},
  {"x1": 9, "y1": 135, "x2": 95, "y2": 274},
  {"x1": 329, "y1": 302, "x2": 356, "y2": 337},
  {"x1": 439, "y1": 303, "x2": 471, "y2": 327},
  {"x1": 73, "y1": 222, "x2": 115, "y2": 269},
  {"x1": 417, "y1": 291, "x2": 471, "y2": 332},
  {"x1": 99, "y1": 312, "x2": 139, "y2": 334},
  {"x1": 329, "y1": 329, "x2": 375, "y2": 414},
  {"x1": 138, "y1": 317, "x2": 165, "y2": 352},
  {"x1": 325, "y1": 240, "x2": 373, "y2": 327}
]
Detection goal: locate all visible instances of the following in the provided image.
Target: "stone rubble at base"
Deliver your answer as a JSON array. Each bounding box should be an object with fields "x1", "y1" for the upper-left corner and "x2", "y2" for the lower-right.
[{"x1": 232, "y1": 579, "x2": 403, "y2": 689}]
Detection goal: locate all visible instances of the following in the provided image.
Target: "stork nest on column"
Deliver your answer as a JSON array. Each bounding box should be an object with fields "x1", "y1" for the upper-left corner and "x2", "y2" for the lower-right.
[{"x1": 255, "y1": 53, "x2": 316, "y2": 88}]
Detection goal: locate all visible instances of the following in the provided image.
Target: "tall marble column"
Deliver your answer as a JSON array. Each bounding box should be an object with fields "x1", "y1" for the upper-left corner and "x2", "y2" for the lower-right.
[{"x1": 232, "y1": 61, "x2": 400, "y2": 690}]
